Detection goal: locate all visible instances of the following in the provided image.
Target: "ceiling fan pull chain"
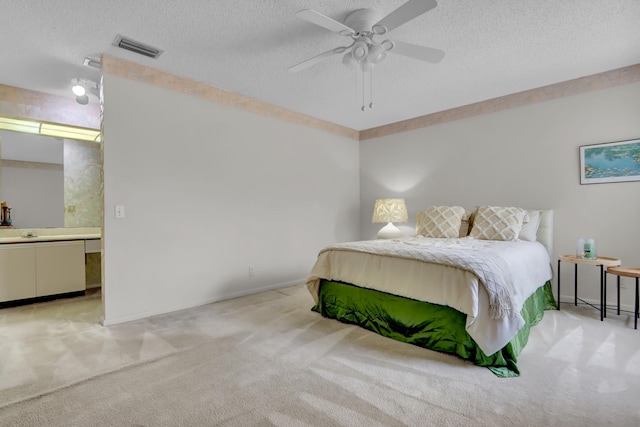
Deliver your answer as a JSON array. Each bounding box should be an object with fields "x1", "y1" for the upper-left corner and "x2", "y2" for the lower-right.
[
  {"x1": 361, "y1": 67, "x2": 366, "y2": 111},
  {"x1": 369, "y1": 68, "x2": 374, "y2": 109}
]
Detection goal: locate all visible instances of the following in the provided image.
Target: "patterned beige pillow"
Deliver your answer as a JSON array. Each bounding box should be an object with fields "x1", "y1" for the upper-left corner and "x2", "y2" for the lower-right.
[
  {"x1": 417, "y1": 206, "x2": 466, "y2": 238},
  {"x1": 469, "y1": 206, "x2": 528, "y2": 241}
]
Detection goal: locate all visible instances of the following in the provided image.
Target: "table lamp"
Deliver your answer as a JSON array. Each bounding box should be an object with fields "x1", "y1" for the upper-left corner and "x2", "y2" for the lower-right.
[{"x1": 372, "y1": 198, "x2": 408, "y2": 239}]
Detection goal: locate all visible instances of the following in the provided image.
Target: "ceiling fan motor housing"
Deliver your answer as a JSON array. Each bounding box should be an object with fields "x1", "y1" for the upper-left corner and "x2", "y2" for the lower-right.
[{"x1": 344, "y1": 8, "x2": 381, "y2": 36}]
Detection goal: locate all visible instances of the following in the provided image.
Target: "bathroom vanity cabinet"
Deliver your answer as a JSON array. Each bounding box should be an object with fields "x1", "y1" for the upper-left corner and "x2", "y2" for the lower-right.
[{"x1": 0, "y1": 240, "x2": 85, "y2": 303}]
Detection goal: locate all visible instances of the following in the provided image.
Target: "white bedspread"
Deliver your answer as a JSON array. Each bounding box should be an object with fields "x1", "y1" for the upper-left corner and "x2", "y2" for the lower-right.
[{"x1": 306, "y1": 236, "x2": 553, "y2": 356}]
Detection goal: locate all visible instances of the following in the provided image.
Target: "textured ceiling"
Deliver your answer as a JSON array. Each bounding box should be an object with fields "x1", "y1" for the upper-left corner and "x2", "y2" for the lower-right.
[{"x1": 1, "y1": 0, "x2": 639, "y2": 131}]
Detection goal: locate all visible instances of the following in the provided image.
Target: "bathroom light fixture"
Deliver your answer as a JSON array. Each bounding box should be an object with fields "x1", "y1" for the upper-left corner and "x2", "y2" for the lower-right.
[
  {"x1": 0, "y1": 116, "x2": 101, "y2": 142},
  {"x1": 372, "y1": 198, "x2": 408, "y2": 239},
  {"x1": 70, "y1": 78, "x2": 98, "y2": 105}
]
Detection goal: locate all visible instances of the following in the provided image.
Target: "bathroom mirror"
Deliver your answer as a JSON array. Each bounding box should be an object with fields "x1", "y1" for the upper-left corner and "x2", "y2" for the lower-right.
[{"x1": 0, "y1": 128, "x2": 101, "y2": 229}]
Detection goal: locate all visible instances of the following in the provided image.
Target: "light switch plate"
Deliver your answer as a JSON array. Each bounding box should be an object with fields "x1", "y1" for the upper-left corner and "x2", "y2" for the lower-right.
[{"x1": 115, "y1": 205, "x2": 125, "y2": 219}]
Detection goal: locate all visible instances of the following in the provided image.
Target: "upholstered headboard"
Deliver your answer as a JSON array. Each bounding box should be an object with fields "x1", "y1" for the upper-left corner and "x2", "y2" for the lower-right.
[{"x1": 536, "y1": 210, "x2": 554, "y2": 257}]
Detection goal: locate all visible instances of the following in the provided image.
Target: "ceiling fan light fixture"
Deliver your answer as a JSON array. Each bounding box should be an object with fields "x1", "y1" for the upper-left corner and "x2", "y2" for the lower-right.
[
  {"x1": 368, "y1": 43, "x2": 387, "y2": 64},
  {"x1": 351, "y1": 41, "x2": 368, "y2": 62},
  {"x1": 342, "y1": 52, "x2": 356, "y2": 70}
]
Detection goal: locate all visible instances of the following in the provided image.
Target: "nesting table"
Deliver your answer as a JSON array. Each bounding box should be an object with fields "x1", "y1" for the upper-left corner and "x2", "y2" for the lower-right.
[
  {"x1": 606, "y1": 266, "x2": 640, "y2": 329},
  {"x1": 557, "y1": 255, "x2": 621, "y2": 321}
]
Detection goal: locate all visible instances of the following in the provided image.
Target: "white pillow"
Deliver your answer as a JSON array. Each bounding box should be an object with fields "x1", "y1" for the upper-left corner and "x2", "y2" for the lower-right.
[
  {"x1": 518, "y1": 210, "x2": 542, "y2": 241},
  {"x1": 469, "y1": 206, "x2": 528, "y2": 241},
  {"x1": 417, "y1": 206, "x2": 466, "y2": 238}
]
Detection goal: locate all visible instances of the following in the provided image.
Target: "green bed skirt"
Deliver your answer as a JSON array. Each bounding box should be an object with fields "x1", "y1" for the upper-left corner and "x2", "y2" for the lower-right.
[{"x1": 312, "y1": 280, "x2": 556, "y2": 378}]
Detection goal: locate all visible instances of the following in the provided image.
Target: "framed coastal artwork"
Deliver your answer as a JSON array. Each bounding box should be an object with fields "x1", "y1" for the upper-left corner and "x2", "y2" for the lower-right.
[{"x1": 580, "y1": 138, "x2": 640, "y2": 184}]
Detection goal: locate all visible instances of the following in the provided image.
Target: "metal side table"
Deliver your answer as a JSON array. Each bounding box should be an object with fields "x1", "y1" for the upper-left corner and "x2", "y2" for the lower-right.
[
  {"x1": 606, "y1": 266, "x2": 640, "y2": 329},
  {"x1": 557, "y1": 255, "x2": 621, "y2": 321}
]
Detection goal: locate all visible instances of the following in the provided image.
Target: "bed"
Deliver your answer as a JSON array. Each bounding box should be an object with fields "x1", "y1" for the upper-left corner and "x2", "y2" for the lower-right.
[{"x1": 305, "y1": 206, "x2": 556, "y2": 377}]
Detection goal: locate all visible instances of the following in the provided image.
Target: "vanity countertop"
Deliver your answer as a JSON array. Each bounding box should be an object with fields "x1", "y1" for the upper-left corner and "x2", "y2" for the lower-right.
[
  {"x1": 0, "y1": 234, "x2": 101, "y2": 244},
  {"x1": 0, "y1": 227, "x2": 100, "y2": 244}
]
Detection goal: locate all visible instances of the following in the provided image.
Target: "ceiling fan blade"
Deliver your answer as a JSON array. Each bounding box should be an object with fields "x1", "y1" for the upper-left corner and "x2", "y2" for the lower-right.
[
  {"x1": 296, "y1": 9, "x2": 355, "y2": 35},
  {"x1": 385, "y1": 40, "x2": 445, "y2": 63},
  {"x1": 288, "y1": 46, "x2": 349, "y2": 72},
  {"x1": 374, "y1": 0, "x2": 438, "y2": 34}
]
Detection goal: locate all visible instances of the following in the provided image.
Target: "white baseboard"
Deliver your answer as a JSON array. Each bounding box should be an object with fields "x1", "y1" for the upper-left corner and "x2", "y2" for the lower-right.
[
  {"x1": 101, "y1": 278, "x2": 305, "y2": 326},
  {"x1": 557, "y1": 295, "x2": 636, "y2": 314}
]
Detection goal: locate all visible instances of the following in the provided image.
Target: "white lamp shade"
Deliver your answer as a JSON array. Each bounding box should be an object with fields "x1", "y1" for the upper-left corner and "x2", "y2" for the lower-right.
[{"x1": 372, "y1": 198, "x2": 408, "y2": 223}]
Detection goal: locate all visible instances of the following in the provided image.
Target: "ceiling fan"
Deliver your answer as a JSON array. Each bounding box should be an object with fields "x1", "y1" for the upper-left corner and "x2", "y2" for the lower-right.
[{"x1": 289, "y1": 0, "x2": 445, "y2": 111}]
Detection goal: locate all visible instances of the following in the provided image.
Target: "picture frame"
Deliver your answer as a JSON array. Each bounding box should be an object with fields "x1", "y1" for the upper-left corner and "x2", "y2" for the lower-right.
[{"x1": 580, "y1": 138, "x2": 640, "y2": 184}]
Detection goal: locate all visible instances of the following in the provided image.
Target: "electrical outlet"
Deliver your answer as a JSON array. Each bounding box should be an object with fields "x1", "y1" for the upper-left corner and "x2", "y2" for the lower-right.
[
  {"x1": 115, "y1": 205, "x2": 125, "y2": 219},
  {"x1": 248, "y1": 267, "x2": 254, "y2": 277},
  {"x1": 66, "y1": 205, "x2": 76, "y2": 213}
]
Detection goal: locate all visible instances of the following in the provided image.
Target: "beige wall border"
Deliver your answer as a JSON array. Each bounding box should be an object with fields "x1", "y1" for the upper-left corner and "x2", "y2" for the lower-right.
[
  {"x1": 4, "y1": 59, "x2": 638, "y2": 142},
  {"x1": 100, "y1": 54, "x2": 359, "y2": 141},
  {"x1": 360, "y1": 63, "x2": 640, "y2": 141},
  {"x1": 0, "y1": 84, "x2": 100, "y2": 129}
]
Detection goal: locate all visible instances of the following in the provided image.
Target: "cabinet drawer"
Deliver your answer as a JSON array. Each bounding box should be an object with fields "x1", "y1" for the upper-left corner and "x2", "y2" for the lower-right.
[{"x1": 85, "y1": 239, "x2": 101, "y2": 254}]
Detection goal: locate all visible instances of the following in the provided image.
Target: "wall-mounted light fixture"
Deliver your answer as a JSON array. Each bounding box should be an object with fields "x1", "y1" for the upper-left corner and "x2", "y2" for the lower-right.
[{"x1": 70, "y1": 78, "x2": 98, "y2": 105}]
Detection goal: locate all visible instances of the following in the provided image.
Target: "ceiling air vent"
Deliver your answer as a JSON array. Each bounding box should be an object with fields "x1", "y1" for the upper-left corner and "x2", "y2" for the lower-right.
[{"x1": 112, "y1": 35, "x2": 163, "y2": 59}]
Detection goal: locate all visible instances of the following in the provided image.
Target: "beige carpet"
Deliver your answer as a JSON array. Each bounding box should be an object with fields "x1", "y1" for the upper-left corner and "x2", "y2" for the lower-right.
[{"x1": 1, "y1": 285, "x2": 639, "y2": 426}]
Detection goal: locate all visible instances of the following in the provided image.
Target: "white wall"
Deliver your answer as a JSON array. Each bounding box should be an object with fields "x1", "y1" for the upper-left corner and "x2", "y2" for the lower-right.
[
  {"x1": 360, "y1": 82, "x2": 640, "y2": 307},
  {"x1": 101, "y1": 75, "x2": 360, "y2": 324}
]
